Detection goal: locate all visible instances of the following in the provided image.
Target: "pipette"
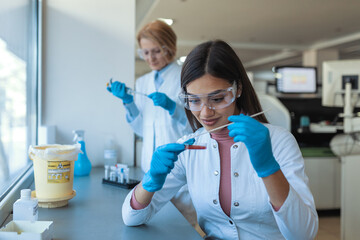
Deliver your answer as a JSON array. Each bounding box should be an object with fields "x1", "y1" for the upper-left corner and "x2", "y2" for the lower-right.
[
  {"x1": 107, "y1": 78, "x2": 148, "y2": 97},
  {"x1": 126, "y1": 88, "x2": 148, "y2": 97},
  {"x1": 178, "y1": 108, "x2": 271, "y2": 144}
]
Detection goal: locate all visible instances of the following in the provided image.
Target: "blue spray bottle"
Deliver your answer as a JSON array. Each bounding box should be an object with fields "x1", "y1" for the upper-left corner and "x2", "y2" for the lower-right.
[{"x1": 73, "y1": 130, "x2": 92, "y2": 176}]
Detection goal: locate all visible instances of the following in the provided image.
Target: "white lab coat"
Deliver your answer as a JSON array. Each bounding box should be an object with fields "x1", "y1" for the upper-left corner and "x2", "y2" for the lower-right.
[
  {"x1": 126, "y1": 62, "x2": 196, "y2": 226},
  {"x1": 128, "y1": 62, "x2": 192, "y2": 172},
  {"x1": 122, "y1": 124, "x2": 319, "y2": 240}
]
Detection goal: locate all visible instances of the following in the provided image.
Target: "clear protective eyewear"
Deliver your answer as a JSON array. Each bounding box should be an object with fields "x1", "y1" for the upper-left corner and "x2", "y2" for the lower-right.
[
  {"x1": 179, "y1": 82, "x2": 239, "y2": 111},
  {"x1": 137, "y1": 46, "x2": 167, "y2": 60}
]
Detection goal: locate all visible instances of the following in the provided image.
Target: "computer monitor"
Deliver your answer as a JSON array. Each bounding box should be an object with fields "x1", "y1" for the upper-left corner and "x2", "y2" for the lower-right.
[
  {"x1": 275, "y1": 66, "x2": 317, "y2": 93},
  {"x1": 322, "y1": 60, "x2": 360, "y2": 107}
]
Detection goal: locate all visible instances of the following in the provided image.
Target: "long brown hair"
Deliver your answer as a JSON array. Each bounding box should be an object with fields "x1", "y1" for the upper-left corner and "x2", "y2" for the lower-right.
[
  {"x1": 181, "y1": 40, "x2": 268, "y2": 131},
  {"x1": 137, "y1": 20, "x2": 177, "y2": 62}
]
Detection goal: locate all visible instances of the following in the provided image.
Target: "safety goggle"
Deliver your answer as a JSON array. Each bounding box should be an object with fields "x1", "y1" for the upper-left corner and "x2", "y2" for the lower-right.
[
  {"x1": 137, "y1": 46, "x2": 167, "y2": 60},
  {"x1": 179, "y1": 82, "x2": 239, "y2": 111}
]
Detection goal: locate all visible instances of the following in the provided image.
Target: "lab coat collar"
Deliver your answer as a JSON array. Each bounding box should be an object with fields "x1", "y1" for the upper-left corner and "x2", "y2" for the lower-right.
[{"x1": 151, "y1": 61, "x2": 177, "y2": 79}]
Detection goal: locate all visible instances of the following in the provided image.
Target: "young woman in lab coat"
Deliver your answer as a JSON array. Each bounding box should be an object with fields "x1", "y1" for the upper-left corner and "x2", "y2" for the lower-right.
[
  {"x1": 107, "y1": 20, "x2": 196, "y2": 226},
  {"x1": 122, "y1": 40, "x2": 319, "y2": 239}
]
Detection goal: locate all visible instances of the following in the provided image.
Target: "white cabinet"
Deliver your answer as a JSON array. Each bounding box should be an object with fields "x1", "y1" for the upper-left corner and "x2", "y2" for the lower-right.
[
  {"x1": 304, "y1": 157, "x2": 341, "y2": 210},
  {"x1": 340, "y1": 155, "x2": 360, "y2": 240}
]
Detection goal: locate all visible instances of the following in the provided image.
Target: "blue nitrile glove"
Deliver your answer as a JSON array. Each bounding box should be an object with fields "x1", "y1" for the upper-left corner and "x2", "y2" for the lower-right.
[
  {"x1": 147, "y1": 92, "x2": 176, "y2": 114},
  {"x1": 142, "y1": 139, "x2": 194, "y2": 192},
  {"x1": 107, "y1": 81, "x2": 133, "y2": 104},
  {"x1": 227, "y1": 114, "x2": 280, "y2": 178}
]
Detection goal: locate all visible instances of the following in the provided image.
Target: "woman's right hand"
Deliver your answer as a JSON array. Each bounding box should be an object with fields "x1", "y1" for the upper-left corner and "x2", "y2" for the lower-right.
[
  {"x1": 142, "y1": 139, "x2": 194, "y2": 192},
  {"x1": 107, "y1": 81, "x2": 133, "y2": 104}
]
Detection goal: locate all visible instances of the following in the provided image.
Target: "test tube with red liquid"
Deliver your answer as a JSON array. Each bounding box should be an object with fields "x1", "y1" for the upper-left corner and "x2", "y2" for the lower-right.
[{"x1": 184, "y1": 145, "x2": 207, "y2": 150}]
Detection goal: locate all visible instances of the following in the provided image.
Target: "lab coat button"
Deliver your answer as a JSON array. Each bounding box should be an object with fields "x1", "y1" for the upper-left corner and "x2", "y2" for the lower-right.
[
  {"x1": 212, "y1": 144, "x2": 217, "y2": 148},
  {"x1": 214, "y1": 170, "x2": 219, "y2": 176},
  {"x1": 229, "y1": 220, "x2": 233, "y2": 225},
  {"x1": 233, "y1": 145, "x2": 238, "y2": 149},
  {"x1": 213, "y1": 199, "x2": 218, "y2": 204},
  {"x1": 234, "y1": 202, "x2": 239, "y2": 207},
  {"x1": 234, "y1": 172, "x2": 239, "y2": 177}
]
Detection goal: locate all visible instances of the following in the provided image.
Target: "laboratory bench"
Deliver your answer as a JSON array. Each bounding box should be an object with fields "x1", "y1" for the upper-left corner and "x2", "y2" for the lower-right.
[{"x1": 24, "y1": 167, "x2": 202, "y2": 240}]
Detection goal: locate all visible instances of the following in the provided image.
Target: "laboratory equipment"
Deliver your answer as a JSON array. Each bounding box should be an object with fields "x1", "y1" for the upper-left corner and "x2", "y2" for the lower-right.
[
  {"x1": 124, "y1": 168, "x2": 130, "y2": 183},
  {"x1": 185, "y1": 145, "x2": 206, "y2": 150},
  {"x1": 257, "y1": 93, "x2": 291, "y2": 131},
  {"x1": 104, "y1": 165, "x2": 110, "y2": 180},
  {"x1": 102, "y1": 163, "x2": 139, "y2": 189},
  {"x1": 274, "y1": 66, "x2": 317, "y2": 94},
  {"x1": 177, "y1": 109, "x2": 271, "y2": 144},
  {"x1": 28, "y1": 144, "x2": 80, "y2": 208},
  {"x1": 321, "y1": 59, "x2": 360, "y2": 240},
  {"x1": 322, "y1": 60, "x2": 360, "y2": 134},
  {"x1": 298, "y1": 115, "x2": 310, "y2": 133},
  {"x1": 108, "y1": 78, "x2": 147, "y2": 97},
  {"x1": 300, "y1": 116, "x2": 310, "y2": 128},
  {"x1": 73, "y1": 130, "x2": 92, "y2": 176},
  {"x1": 127, "y1": 88, "x2": 148, "y2": 97},
  {"x1": 120, "y1": 168, "x2": 125, "y2": 183},
  {"x1": 109, "y1": 171, "x2": 116, "y2": 181},
  {"x1": 104, "y1": 135, "x2": 118, "y2": 167},
  {"x1": 322, "y1": 60, "x2": 360, "y2": 108},
  {"x1": 329, "y1": 134, "x2": 360, "y2": 157},
  {"x1": 13, "y1": 189, "x2": 38, "y2": 221}
]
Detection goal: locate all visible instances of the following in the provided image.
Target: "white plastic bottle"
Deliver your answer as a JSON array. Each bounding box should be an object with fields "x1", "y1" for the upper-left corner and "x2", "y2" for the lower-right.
[
  {"x1": 104, "y1": 136, "x2": 118, "y2": 167},
  {"x1": 13, "y1": 189, "x2": 38, "y2": 221}
]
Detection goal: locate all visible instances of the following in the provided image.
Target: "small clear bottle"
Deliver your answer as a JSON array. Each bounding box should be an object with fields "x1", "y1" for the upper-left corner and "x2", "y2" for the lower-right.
[
  {"x1": 104, "y1": 165, "x2": 110, "y2": 180},
  {"x1": 13, "y1": 189, "x2": 38, "y2": 221},
  {"x1": 104, "y1": 136, "x2": 118, "y2": 167}
]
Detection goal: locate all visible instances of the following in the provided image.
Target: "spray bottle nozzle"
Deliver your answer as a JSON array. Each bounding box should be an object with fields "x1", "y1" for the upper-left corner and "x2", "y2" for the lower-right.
[{"x1": 73, "y1": 130, "x2": 85, "y2": 142}]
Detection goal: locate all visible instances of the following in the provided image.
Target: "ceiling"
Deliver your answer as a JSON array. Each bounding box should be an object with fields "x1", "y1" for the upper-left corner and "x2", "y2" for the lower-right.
[{"x1": 135, "y1": 0, "x2": 360, "y2": 78}]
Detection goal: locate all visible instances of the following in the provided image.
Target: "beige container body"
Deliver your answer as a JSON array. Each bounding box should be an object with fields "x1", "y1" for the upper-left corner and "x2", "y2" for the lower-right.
[{"x1": 29, "y1": 144, "x2": 80, "y2": 200}]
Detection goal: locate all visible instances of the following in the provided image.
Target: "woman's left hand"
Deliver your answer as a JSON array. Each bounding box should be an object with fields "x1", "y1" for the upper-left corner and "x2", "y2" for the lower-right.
[{"x1": 228, "y1": 114, "x2": 280, "y2": 178}]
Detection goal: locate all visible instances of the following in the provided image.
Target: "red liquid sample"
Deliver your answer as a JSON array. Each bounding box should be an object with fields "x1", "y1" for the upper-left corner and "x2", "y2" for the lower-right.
[{"x1": 185, "y1": 145, "x2": 207, "y2": 150}]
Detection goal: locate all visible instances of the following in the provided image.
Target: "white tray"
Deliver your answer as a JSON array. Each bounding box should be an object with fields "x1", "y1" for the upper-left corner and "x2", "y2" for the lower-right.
[{"x1": 0, "y1": 220, "x2": 53, "y2": 240}]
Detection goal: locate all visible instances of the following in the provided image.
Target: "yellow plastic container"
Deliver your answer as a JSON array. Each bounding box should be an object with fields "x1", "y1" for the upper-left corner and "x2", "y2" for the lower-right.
[{"x1": 29, "y1": 144, "x2": 81, "y2": 208}]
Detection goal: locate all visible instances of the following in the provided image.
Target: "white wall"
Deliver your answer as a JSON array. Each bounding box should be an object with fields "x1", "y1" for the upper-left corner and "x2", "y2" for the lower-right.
[{"x1": 41, "y1": 0, "x2": 135, "y2": 166}]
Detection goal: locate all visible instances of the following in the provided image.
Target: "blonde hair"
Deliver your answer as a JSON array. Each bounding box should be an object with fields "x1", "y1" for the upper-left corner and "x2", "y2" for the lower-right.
[{"x1": 137, "y1": 20, "x2": 177, "y2": 62}]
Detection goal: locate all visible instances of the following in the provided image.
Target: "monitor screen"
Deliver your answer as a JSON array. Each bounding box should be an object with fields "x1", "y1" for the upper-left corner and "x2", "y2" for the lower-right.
[
  {"x1": 322, "y1": 60, "x2": 360, "y2": 107},
  {"x1": 275, "y1": 66, "x2": 317, "y2": 93}
]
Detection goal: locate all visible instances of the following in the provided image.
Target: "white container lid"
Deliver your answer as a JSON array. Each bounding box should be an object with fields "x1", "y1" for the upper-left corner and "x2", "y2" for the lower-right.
[{"x1": 20, "y1": 189, "x2": 31, "y2": 199}]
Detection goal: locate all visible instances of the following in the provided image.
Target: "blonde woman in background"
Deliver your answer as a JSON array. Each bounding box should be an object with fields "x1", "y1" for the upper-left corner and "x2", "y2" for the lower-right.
[{"x1": 107, "y1": 20, "x2": 197, "y2": 229}]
